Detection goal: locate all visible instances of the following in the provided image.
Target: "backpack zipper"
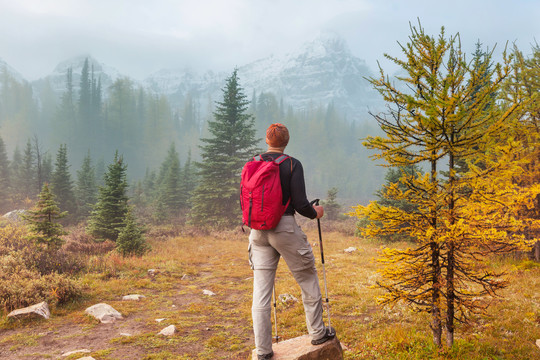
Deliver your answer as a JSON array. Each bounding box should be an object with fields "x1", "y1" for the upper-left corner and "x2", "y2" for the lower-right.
[{"x1": 261, "y1": 185, "x2": 264, "y2": 212}]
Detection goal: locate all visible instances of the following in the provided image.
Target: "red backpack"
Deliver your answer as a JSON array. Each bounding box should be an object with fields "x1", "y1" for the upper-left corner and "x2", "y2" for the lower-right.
[{"x1": 240, "y1": 154, "x2": 290, "y2": 230}]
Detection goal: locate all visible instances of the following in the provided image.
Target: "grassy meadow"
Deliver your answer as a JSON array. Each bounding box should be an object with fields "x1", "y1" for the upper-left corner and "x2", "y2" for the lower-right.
[{"x1": 0, "y1": 219, "x2": 539, "y2": 359}]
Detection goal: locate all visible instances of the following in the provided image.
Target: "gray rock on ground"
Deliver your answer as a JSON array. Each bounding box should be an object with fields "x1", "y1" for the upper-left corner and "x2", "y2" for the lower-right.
[
  {"x1": 203, "y1": 289, "x2": 216, "y2": 296},
  {"x1": 159, "y1": 325, "x2": 177, "y2": 336},
  {"x1": 78, "y1": 357, "x2": 96, "y2": 360},
  {"x1": 536, "y1": 339, "x2": 540, "y2": 349},
  {"x1": 85, "y1": 303, "x2": 123, "y2": 323},
  {"x1": 344, "y1": 247, "x2": 357, "y2": 253},
  {"x1": 62, "y1": 349, "x2": 91, "y2": 357},
  {"x1": 252, "y1": 334, "x2": 343, "y2": 360},
  {"x1": 7, "y1": 301, "x2": 50, "y2": 320},
  {"x1": 122, "y1": 294, "x2": 146, "y2": 301}
]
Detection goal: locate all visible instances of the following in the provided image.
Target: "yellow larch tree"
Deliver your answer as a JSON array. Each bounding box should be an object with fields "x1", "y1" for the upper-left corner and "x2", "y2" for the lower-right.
[{"x1": 349, "y1": 23, "x2": 539, "y2": 347}]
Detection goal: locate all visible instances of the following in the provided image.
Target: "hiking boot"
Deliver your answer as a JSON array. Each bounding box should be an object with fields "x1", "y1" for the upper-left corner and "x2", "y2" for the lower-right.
[
  {"x1": 311, "y1": 326, "x2": 336, "y2": 345},
  {"x1": 257, "y1": 351, "x2": 274, "y2": 359}
]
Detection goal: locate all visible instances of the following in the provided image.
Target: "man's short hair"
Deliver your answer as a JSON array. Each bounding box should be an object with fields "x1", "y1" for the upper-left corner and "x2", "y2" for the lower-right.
[{"x1": 266, "y1": 123, "x2": 289, "y2": 148}]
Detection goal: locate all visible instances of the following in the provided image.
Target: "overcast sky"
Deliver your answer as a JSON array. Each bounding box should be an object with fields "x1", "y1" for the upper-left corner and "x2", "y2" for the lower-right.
[{"x1": 0, "y1": 0, "x2": 538, "y2": 81}]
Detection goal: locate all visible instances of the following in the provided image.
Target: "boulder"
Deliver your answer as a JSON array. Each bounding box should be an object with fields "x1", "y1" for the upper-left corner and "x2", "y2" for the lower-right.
[
  {"x1": 122, "y1": 294, "x2": 146, "y2": 301},
  {"x1": 2, "y1": 209, "x2": 26, "y2": 222},
  {"x1": 252, "y1": 335, "x2": 343, "y2": 360},
  {"x1": 78, "y1": 357, "x2": 96, "y2": 360},
  {"x1": 85, "y1": 303, "x2": 123, "y2": 323},
  {"x1": 344, "y1": 247, "x2": 357, "y2": 253},
  {"x1": 159, "y1": 325, "x2": 177, "y2": 336},
  {"x1": 536, "y1": 339, "x2": 540, "y2": 349},
  {"x1": 7, "y1": 301, "x2": 50, "y2": 320},
  {"x1": 203, "y1": 289, "x2": 216, "y2": 296}
]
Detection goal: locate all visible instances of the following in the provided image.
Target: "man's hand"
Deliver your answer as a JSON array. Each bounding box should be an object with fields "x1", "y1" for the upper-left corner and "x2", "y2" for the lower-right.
[{"x1": 314, "y1": 205, "x2": 324, "y2": 219}]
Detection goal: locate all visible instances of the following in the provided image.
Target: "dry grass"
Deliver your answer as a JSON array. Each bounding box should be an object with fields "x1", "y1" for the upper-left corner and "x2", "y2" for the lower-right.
[{"x1": 0, "y1": 222, "x2": 539, "y2": 359}]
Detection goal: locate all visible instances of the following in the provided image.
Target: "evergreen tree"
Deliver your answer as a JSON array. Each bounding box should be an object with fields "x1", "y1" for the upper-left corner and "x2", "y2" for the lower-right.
[
  {"x1": 0, "y1": 135, "x2": 11, "y2": 212},
  {"x1": 76, "y1": 151, "x2": 97, "y2": 220},
  {"x1": 190, "y1": 69, "x2": 260, "y2": 227},
  {"x1": 116, "y1": 207, "x2": 149, "y2": 257},
  {"x1": 350, "y1": 24, "x2": 535, "y2": 348},
  {"x1": 87, "y1": 152, "x2": 129, "y2": 242},
  {"x1": 23, "y1": 183, "x2": 67, "y2": 250},
  {"x1": 20, "y1": 139, "x2": 37, "y2": 202},
  {"x1": 155, "y1": 143, "x2": 183, "y2": 219},
  {"x1": 322, "y1": 187, "x2": 341, "y2": 221},
  {"x1": 51, "y1": 144, "x2": 77, "y2": 218},
  {"x1": 41, "y1": 152, "x2": 53, "y2": 185},
  {"x1": 180, "y1": 150, "x2": 197, "y2": 207}
]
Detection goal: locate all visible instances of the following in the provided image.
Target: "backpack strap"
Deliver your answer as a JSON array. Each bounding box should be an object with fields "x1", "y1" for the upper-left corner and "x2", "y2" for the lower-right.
[
  {"x1": 274, "y1": 154, "x2": 290, "y2": 164},
  {"x1": 253, "y1": 154, "x2": 290, "y2": 164}
]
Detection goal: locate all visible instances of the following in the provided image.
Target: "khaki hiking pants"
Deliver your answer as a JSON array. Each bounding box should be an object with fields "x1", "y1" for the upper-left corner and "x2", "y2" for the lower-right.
[{"x1": 248, "y1": 215, "x2": 326, "y2": 356}]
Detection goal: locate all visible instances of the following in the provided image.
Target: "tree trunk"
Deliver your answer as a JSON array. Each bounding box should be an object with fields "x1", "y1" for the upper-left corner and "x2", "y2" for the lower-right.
[
  {"x1": 535, "y1": 241, "x2": 540, "y2": 262},
  {"x1": 430, "y1": 157, "x2": 442, "y2": 347},
  {"x1": 446, "y1": 241, "x2": 455, "y2": 347},
  {"x1": 446, "y1": 152, "x2": 455, "y2": 348},
  {"x1": 431, "y1": 241, "x2": 442, "y2": 347}
]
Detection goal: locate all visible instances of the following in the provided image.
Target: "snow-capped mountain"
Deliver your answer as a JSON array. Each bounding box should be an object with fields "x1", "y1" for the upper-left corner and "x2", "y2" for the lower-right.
[
  {"x1": 144, "y1": 32, "x2": 382, "y2": 121},
  {"x1": 32, "y1": 55, "x2": 127, "y2": 99},
  {"x1": 11, "y1": 33, "x2": 383, "y2": 122}
]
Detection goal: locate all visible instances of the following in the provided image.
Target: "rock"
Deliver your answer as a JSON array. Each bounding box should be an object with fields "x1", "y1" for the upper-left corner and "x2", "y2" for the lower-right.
[
  {"x1": 155, "y1": 318, "x2": 166, "y2": 323},
  {"x1": 62, "y1": 349, "x2": 91, "y2": 356},
  {"x1": 279, "y1": 294, "x2": 299, "y2": 305},
  {"x1": 120, "y1": 333, "x2": 132, "y2": 337},
  {"x1": 203, "y1": 289, "x2": 216, "y2": 296},
  {"x1": 181, "y1": 274, "x2": 193, "y2": 280},
  {"x1": 7, "y1": 301, "x2": 50, "y2": 320},
  {"x1": 78, "y1": 357, "x2": 96, "y2": 360},
  {"x1": 536, "y1": 339, "x2": 540, "y2": 349},
  {"x1": 122, "y1": 294, "x2": 146, "y2": 301},
  {"x1": 148, "y1": 269, "x2": 158, "y2": 276},
  {"x1": 2, "y1": 209, "x2": 26, "y2": 222},
  {"x1": 252, "y1": 335, "x2": 343, "y2": 360},
  {"x1": 344, "y1": 247, "x2": 357, "y2": 253},
  {"x1": 159, "y1": 325, "x2": 177, "y2": 336},
  {"x1": 85, "y1": 303, "x2": 123, "y2": 323}
]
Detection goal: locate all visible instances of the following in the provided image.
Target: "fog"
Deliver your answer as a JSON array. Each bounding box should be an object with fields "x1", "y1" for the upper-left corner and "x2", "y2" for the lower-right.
[{"x1": 0, "y1": 0, "x2": 538, "y2": 80}]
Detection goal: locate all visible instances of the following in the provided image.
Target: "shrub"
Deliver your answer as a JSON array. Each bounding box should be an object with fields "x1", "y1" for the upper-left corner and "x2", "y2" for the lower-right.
[{"x1": 0, "y1": 254, "x2": 83, "y2": 312}]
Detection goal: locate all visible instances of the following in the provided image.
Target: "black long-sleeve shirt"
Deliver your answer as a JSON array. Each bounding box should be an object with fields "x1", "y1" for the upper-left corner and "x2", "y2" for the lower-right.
[{"x1": 258, "y1": 152, "x2": 317, "y2": 219}]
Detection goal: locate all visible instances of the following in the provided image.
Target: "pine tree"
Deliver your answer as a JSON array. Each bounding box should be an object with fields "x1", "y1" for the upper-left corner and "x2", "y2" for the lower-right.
[
  {"x1": 190, "y1": 69, "x2": 261, "y2": 227},
  {"x1": 20, "y1": 139, "x2": 37, "y2": 202},
  {"x1": 51, "y1": 144, "x2": 77, "y2": 219},
  {"x1": 322, "y1": 187, "x2": 341, "y2": 221},
  {"x1": 180, "y1": 150, "x2": 197, "y2": 208},
  {"x1": 23, "y1": 183, "x2": 67, "y2": 250},
  {"x1": 116, "y1": 207, "x2": 149, "y2": 257},
  {"x1": 155, "y1": 143, "x2": 183, "y2": 220},
  {"x1": 87, "y1": 152, "x2": 129, "y2": 242},
  {"x1": 76, "y1": 151, "x2": 97, "y2": 220},
  {"x1": 349, "y1": 23, "x2": 536, "y2": 347},
  {"x1": 0, "y1": 135, "x2": 11, "y2": 213}
]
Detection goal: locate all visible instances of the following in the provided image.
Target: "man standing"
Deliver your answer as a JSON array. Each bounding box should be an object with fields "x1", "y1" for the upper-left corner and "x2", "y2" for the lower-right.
[{"x1": 247, "y1": 123, "x2": 335, "y2": 359}]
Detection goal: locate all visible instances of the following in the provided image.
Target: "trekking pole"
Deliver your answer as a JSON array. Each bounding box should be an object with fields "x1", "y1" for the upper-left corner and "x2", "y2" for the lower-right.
[
  {"x1": 272, "y1": 281, "x2": 280, "y2": 342},
  {"x1": 311, "y1": 199, "x2": 332, "y2": 330}
]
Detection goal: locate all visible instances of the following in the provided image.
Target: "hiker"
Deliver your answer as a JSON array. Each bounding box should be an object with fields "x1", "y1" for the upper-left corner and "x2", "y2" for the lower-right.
[{"x1": 244, "y1": 123, "x2": 335, "y2": 360}]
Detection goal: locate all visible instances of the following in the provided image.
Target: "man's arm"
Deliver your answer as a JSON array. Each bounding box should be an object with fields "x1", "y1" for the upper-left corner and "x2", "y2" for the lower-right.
[{"x1": 290, "y1": 160, "x2": 320, "y2": 219}]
